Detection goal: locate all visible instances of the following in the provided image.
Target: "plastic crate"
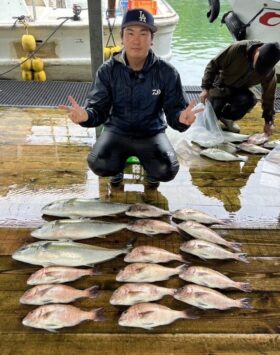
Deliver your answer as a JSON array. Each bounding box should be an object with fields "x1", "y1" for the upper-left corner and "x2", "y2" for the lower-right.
[{"x1": 128, "y1": 0, "x2": 157, "y2": 15}]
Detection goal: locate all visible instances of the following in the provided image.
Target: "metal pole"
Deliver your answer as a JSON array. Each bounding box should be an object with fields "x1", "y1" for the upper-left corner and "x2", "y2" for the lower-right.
[
  {"x1": 87, "y1": 0, "x2": 104, "y2": 81},
  {"x1": 31, "y1": 0, "x2": 37, "y2": 21}
]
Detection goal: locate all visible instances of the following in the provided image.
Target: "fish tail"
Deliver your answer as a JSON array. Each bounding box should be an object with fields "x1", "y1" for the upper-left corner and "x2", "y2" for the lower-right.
[
  {"x1": 237, "y1": 155, "x2": 248, "y2": 162},
  {"x1": 236, "y1": 253, "x2": 249, "y2": 263},
  {"x1": 228, "y1": 241, "x2": 242, "y2": 252},
  {"x1": 169, "y1": 288, "x2": 177, "y2": 296},
  {"x1": 176, "y1": 264, "x2": 189, "y2": 274},
  {"x1": 239, "y1": 298, "x2": 253, "y2": 310},
  {"x1": 182, "y1": 309, "x2": 200, "y2": 320},
  {"x1": 86, "y1": 285, "x2": 100, "y2": 298},
  {"x1": 125, "y1": 237, "x2": 137, "y2": 252},
  {"x1": 89, "y1": 266, "x2": 102, "y2": 276},
  {"x1": 92, "y1": 307, "x2": 106, "y2": 321},
  {"x1": 237, "y1": 282, "x2": 252, "y2": 293},
  {"x1": 177, "y1": 253, "x2": 191, "y2": 264}
]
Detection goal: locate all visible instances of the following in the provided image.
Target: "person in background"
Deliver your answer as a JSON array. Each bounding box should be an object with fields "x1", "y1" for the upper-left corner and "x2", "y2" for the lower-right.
[
  {"x1": 199, "y1": 40, "x2": 280, "y2": 136},
  {"x1": 60, "y1": 8, "x2": 202, "y2": 187}
]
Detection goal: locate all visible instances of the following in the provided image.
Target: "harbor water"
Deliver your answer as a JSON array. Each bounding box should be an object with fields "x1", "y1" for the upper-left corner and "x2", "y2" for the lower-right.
[{"x1": 168, "y1": 0, "x2": 232, "y2": 85}]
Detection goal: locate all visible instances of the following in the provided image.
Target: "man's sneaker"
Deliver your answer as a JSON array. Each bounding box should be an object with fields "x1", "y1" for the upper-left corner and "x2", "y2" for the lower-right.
[
  {"x1": 110, "y1": 173, "x2": 123, "y2": 186},
  {"x1": 146, "y1": 176, "x2": 160, "y2": 188},
  {"x1": 220, "y1": 118, "x2": 240, "y2": 133}
]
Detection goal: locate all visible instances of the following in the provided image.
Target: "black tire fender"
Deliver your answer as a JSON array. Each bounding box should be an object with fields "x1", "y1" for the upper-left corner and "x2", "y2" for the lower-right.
[{"x1": 207, "y1": 0, "x2": 220, "y2": 23}]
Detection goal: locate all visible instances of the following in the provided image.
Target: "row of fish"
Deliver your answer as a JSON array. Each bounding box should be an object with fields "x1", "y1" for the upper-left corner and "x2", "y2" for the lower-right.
[
  {"x1": 40, "y1": 198, "x2": 226, "y2": 222},
  {"x1": 199, "y1": 133, "x2": 279, "y2": 162},
  {"x1": 14, "y1": 200, "x2": 250, "y2": 331},
  {"x1": 30, "y1": 217, "x2": 225, "y2": 241}
]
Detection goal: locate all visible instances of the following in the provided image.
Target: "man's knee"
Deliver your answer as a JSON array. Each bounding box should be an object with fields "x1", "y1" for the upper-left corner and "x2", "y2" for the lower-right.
[
  {"x1": 153, "y1": 160, "x2": 180, "y2": 182},
  {"x1": 87, "y1": 153, "x2": 113, "y2": 176}
]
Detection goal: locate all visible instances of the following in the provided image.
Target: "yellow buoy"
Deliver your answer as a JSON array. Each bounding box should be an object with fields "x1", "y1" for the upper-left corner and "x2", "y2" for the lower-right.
[
  {"x1": 31, "y1": 57, "x2": 44, "y2": 72},
  {"x1": 103, "y1": 47, "x2": 111, "y2": 60},
  {"x1": 110, "y1": 45, "x2": 122, "y2": 56},
  {"x1": 20, "y1": 57, "x2": 32, "y2": 71},
  {"x1": 21, "y1": 70, "x2": 33, "y2": 81},
  {"x1": 34, "y1": 70, "x2": 47, "y2": 81},
  {"x1": 22, "y1": 34, "x2": 36, "y2": 52}
]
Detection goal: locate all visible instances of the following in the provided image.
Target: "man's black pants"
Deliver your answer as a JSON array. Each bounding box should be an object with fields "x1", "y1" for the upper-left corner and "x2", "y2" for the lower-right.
[
  {"x1": 209, "y1": 88, "x2": 257, "y2": 121},
  {"x1": 87, "y1": 130, "x2": 179, "y2": 182}
]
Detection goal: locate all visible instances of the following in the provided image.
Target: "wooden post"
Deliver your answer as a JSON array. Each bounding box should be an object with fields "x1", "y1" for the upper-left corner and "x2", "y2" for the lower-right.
[{"x1": 87, "y1": 0, "x2": 104, "y2": 81}]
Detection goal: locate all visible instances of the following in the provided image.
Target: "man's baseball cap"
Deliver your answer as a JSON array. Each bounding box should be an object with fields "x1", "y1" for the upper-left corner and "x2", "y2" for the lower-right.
[
  {"x1": 121, "y1": 8, "x2": 157, "y2": 33},
  {"x1": 255, "y1": 42, "x2": 280, "y2": 76}
]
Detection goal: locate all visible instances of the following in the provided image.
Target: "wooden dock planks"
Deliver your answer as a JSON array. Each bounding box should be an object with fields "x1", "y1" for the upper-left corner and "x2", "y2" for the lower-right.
[{"x1": 0, "y1": 105, "x2": 280, "y2": 353}]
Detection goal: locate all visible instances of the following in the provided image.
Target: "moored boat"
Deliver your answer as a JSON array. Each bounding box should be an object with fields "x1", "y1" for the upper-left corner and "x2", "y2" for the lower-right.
[
  {"x1": 207, "y1": 0, "x2": 280, "y2": 75},
  {"x1": 0, "y1": 0, "x2": 179, "y2": 81}
]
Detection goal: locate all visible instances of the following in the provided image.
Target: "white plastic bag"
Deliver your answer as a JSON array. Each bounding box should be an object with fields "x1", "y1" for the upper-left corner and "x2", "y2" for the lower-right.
[
  {"x1": 184, "y1": 101, "x2": 224, "y2": 148},
  {"x1": 260, "y1": 143, "x2": 280, "y2": 188}
]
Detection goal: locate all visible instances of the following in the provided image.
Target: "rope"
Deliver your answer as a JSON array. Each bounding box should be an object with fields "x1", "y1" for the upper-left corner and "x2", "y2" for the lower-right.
[{"x1": 0, "y1": 17, "x2": 71, "y2": 78}]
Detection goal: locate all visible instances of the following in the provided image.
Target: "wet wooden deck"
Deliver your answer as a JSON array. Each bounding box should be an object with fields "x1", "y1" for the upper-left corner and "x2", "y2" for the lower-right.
[{"x1": 1, "y1": 104, "x2": 280, "y2": 354}]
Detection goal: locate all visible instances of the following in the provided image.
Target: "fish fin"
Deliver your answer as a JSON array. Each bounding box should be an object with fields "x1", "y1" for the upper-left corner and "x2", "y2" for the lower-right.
[
  {"x1": 237, "y1": 253, "x2": 249, "y2": 263},
  {"x1": 239, "y1": 298, "x2": 253, "y2": 310},
  {"x1": 45, "y1": 327, "x2": 59, "y2": 333},
  {"x1": 37, "y1": 287, "x2": 54, "y2": 296},
  {"x1": 196, "y1": 302, "x2": 209, "y2": 310},
  {"x1": 128, "y1": 291, "x2": 143, "y2": 295},
  {"x1": 86, "y1": 285, "x2": 100, "y2": 298},
  {"x1": 183, "y1": 309, "x2": 200, "y2": 320},
  {"x1": 86, "y1": 263, "x2": 95, "y2": 267},
  {"x1": 42, "y1": 263, "x2": 55, "y2": 267},
  {"x1": 139, "y1": 311, "x2": 154, "y2": 318},
  {"x1": 142, "y1": 323, "x2": 155, "y2": 330},
  {"x1": 134, "y1": 265, "x2": 147, "y2": 273},
  {"x1": 236, "y1": 154, "x2": 248, "y2": 162},
  {"x1": 238, "y1": 282, "x2": 252, "y2": 293},
  {"x1": 228, "y1": 242, "x2": 242, "y2": 252},
  {"x1": 194, "y1": 291, "x2": 209, "y2": 298},
  {"x1": 125, "y1": 237, "x2": 137, "y2": 251},
  {"x1": 93, "y1": 307, "x2": 106, "y2": 321},
  {"x1": 42, "y1": 312, "x2": 53, "y2": 319},
  {"x1": 40, "y1": 299, "x2": 53, "y2": 305}
]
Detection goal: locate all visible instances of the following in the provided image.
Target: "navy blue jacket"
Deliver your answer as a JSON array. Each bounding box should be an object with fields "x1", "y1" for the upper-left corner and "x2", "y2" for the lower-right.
[{"x1": 81, "y1": 49, "x2": 188, "y2": 137}]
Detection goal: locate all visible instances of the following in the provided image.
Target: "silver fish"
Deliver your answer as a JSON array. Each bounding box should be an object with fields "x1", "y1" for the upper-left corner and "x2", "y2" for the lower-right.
[
  {"x1": 222, "y1": 131, "x2": 250, "y2": 143},
  {"x1": 263, "y1": 140, "x2": 280, "y2": 149},
  {"x1": 125, "y1": 203, "x2": 170, "y2": 218},
  {"x1": 180, "y1": 240, "x2": 249, "y2": 263},
  {"x1": 22, "y1": 304, "x2": 105, "y2": 332},
  {"x1": 200, "y1": 148, "x2": 247, "y2": 162},
  {"x1": 179, "y1": 266, "x2": 251, "y2": 292},
  {"x1": 41, "y1": 198, "x2": 131, "y2": 218},
  {"x1": 172, "y1": 208, "x2": 225, "y2": 225},
  {"x1": 237, "y1": 143, "x2": 270, "y2": 154},
  {"x1": 126, "y1": 219, "x2": 177, "y2": 235},
  {"x1": 13, "y1": 239, "x2": 132, "y2": 267},
  {"x1": 116, "y1": 263, "x2": 187, "y2": 282},
  {"x1": 247, "y1": 133, "x2": 269, "y2": 145},
  {"x1": 31, "y1": 219, "x2": 128, "y2": 240},
  {"x1": 215, "y1": 142, "x2": 238, "y2": 154},
  {"x1": 174, "y1": 284, "x2": 252, "y2": 310},
  {"x1": 177, "y1": 220, "x2": 240, "y2": 251},
  {"x1": 118, "y1": 302, "x2": 198, "y2": 329},
  {"x1": 110, "y1": 283, "x2": 176, "y2": 305},
  {"x1": 27, "y1": 266, "x2": 100, "y2": 285},
  {"x1": 124, "y1": 245, "x2": 187, "y2": 264},
  {"x1": 20, "y1": 284, "x2": 99, "y2": 305}
]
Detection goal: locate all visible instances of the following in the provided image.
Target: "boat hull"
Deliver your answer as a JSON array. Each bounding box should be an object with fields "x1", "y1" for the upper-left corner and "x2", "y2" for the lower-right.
[{"x1": 0, "y1": 1, "x2": 178, "y2": 81}]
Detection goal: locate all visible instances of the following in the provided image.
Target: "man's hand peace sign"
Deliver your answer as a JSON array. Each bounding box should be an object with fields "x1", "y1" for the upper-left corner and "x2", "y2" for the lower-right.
[{"x1": 59, "y1": 96, "x2": 88, "y2": 124}]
